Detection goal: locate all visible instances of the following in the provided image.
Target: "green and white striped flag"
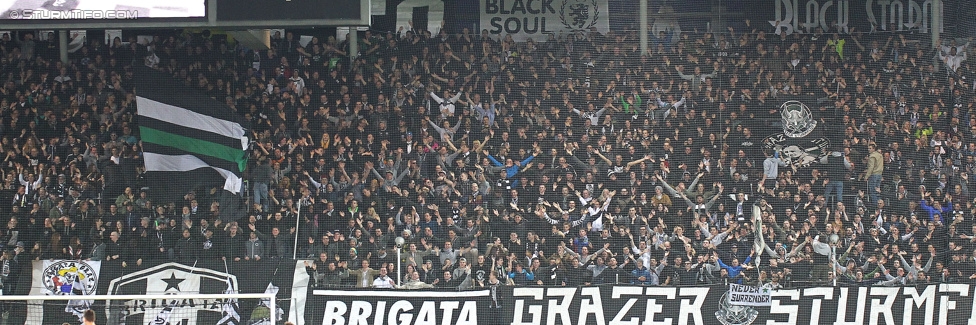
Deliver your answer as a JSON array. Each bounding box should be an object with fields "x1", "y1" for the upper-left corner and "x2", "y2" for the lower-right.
[{"x1": 135, "y1": 66, "x2": 248, "y2": 218}]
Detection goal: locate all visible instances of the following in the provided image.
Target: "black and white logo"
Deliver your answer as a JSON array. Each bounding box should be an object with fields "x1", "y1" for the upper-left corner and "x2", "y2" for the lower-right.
[
  {"x1": 106, "y1": 262, "x2": 239, "y2": 325},
  {"x1": 559, "y1": 0, "x2": 600, "y2": 31},
  {"x1": 762, "y1": 133, "x2": 830, "y2": 168},
  {"x1": 715, "y1": 291, "x2": 759, "y2": 325}
]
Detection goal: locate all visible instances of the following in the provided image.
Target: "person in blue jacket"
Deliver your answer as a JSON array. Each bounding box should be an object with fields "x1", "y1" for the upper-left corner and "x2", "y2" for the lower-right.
[
  {"x1": 919, "y1": 193, "x2": 953, "y2": 224},
  {"x1": 630, "y1": 260, "x2": 653, "y2": 285},
  {"x1": 714, "y1": 249, "x2": 754, "y2": 284},
  {"x1": 483, "y1": 149, "x2": 537, "y2": 187},
  {"x1": 508, "y1": 263, "x2": 535, "y2": 285}
]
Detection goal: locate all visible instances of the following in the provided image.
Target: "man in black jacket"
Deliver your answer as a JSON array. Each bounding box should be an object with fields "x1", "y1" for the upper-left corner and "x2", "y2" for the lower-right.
[
  {"x1": 673, "y1": 257, "x2": 699, "y2": 286},
  {"x1": 599, "y1": 257, "x2": 629, "y2": 284},
  {"x1": 537, "y1": 257, "x2": 568, "y2": 286},
  {"x1": 433, "y1": 270, "x2": 467, "y2": 288},
  {"x1": 104, "y1": 231, "x2": 123, "y2": 262},
  {"x1": 253, "y1": 225, "x2": 292, "y2": 259},
  {"x1": 151, "y1": 220, "x2": 175, "y2": 260},
  {"x1": 565, "y1": 257, "x2": 592, "y2": 286}
]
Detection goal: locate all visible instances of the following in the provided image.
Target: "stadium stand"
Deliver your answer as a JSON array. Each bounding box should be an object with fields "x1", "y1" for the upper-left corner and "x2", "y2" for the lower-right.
[{"x1": 0, "y1": 2, "x2": 975, "y2": 323}]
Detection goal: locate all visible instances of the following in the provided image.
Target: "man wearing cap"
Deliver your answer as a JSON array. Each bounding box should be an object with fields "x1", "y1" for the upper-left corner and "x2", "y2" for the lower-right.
[
  {"x1": 367, "y1": 161, "x2": 407, "y2": 192},
  {"x1": 371, "y1": 246, "x2": 394, "y2": 267}
]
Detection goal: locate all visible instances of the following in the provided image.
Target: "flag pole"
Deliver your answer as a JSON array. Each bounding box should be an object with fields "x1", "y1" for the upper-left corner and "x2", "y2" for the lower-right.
[{"x1": 293, "y1": 197, "x2": 305, "y2": 260}]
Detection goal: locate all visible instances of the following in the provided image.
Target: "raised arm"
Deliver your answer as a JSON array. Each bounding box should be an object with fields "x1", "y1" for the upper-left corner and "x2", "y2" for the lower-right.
[
  {"x1": 593, "y1": 151, "x2": 613, "y2": 165},
  {"x1": 672, "y1": 96, "x2": 687, "y2": 110},
  {"x1": 592, "y1": 106, "x2": 609, "y2": 119},
  {"x1": 655, "y1": 95, "x2": 669, "y2": 108},
  {"x1": 429, "y1": 92, "x2": 445, "y2": 104},
  {"x1": 704, "y1": 186, "x2": 724, "y2": 207},
  {"x1": 687, "y1": 173, "x2": 703, "y2": 191},
  {"x1": 675, "y1": 68, "x2": 695, "y2": 80},
  {"x1": 898, "y1": 254, "x2": 917, "y2": 277},
  {"x1": 715, "y1": 256, "x2": 730, "y2": 270},
  {"x1": 448, "y1": 91, "x2": 463, "y2": 103},
  {"x1": 450, "y1": 119, "x2": 463, "y2": 133},
  {"x1": 370, "y1": 167, "x2": 385, "y2": 181},
  {"x1": 600, "y1": 191, "x2": 615, "y2": 212},
  {"x1": 485, "y1": 152, "x2": 504, "y2": 167},
  {"x1": 920, "y1": 255, "x2": 935, "y2": 273},
  {"x1": 657, "y1": 175, "x2": 693, "y2": 206},
  {"x1": 428, "y1": 120, "x2": 447, "y2": 135},
  {"x1": 625, "y1": 156, "x2": 653, "y2": 168}
]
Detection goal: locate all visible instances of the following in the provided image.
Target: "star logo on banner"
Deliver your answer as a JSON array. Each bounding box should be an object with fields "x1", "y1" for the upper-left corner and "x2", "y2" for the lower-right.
[{"x1": 162, "y1": 272, "x2": 185, "y2": 292}]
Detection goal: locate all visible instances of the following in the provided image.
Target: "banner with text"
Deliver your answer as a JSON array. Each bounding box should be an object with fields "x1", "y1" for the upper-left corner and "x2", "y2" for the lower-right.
[
  {"x1": 308, "y1": 284, "x2": 976, "y2": 325},
  {"x1": 480, "y1": 0, "x2": 611, "y2": 41},
  {"x1": 728, "y1": 284, "x2": 772, "y2": 306},
  {"x1": 27, "y1": 260, "x2": 102, "y2": 325},
  {"x1": 746, "y1": 0, "x2": 943, "y2": 35}
]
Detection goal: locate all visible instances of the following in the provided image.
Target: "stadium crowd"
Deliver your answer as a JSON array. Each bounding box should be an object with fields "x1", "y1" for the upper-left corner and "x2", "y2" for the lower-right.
[{"x1": 0, "y1": 19, "x2": 971, "y2": 291}]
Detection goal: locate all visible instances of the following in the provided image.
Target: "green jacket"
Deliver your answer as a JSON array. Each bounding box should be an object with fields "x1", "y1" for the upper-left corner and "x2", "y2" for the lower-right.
[{"x1": 620, "y1": 94, "x2": 642, "y2": 114}]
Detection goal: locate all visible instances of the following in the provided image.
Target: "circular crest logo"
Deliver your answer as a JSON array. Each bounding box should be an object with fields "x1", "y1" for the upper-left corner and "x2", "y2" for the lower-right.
[
  {"x1": 559, "y1": 0, "x2": 600, "y2": 31},
  {"x1": 715, "y1": 291, "x2": 758, "y2": 325},
  {"x1": 42, "y1": 260, "x2": 98, "y2": 295},
  {"x1": 780, "y1": 100, "x2": 817, "y2": 138}
]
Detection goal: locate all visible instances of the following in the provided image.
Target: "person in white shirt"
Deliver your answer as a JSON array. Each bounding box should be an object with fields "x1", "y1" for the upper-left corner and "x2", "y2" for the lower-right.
[
  {"x1": 430, "y1": 91, "x2": 462, "y2": 118},
  {"x1": 372, "y1": 267, "x2": 396, "y2": 289},
  {"x1": 940, "y1": 41, "x2": 968, "y2": 74}
]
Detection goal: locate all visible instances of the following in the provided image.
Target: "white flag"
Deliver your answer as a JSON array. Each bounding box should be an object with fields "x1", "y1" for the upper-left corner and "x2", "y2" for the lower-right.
[{"x1": 216, "y1": 279, "x2": 241, "y2": 325}]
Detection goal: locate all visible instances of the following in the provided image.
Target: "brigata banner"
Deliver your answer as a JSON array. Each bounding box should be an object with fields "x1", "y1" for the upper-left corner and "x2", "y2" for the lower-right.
[
  {"x1": 480, "y1": 0, "x2": 611, "y2": 41},
  {"x1": 308, "y1": 289, "x2": 494, "y2": 325},
  {"x1": 306, "y1": 284, "x2": 976, "y2": 325},
  {"x1": 728, "y1": 284, "x2": 772, "y2": 307}
]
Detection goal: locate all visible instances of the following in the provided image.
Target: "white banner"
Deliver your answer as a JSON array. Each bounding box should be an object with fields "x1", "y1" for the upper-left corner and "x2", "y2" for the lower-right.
[
  {"x1": 288, "y1": 260, "x2": 310, "y2": 325},
  {"x1": 480, "y1": 0, "x2": 610, "y2": 41},
  {"x1": 27, "y1": 260, "x2": 102, "y2": 324},
  {"x1": 728, "y1": 283, "x2": 772, "y2": 306}
]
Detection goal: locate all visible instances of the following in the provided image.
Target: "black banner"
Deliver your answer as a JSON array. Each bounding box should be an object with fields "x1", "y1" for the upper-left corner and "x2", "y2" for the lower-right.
[
  {"x1": 737, "y1": 0, "x2": 943, "y2": 35},
  {"x1": 17, "y1": 259, "x2": 296, "y2": 325},
  {"x1": 309, "y1": 284, "x2": 976, "y2": 325},
  {"x1": 307, "y1": 289, "x2": 495, "y2": 325},
  {"x1": 215, "y1": 0, "x2": 362, "y2": 22}
]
